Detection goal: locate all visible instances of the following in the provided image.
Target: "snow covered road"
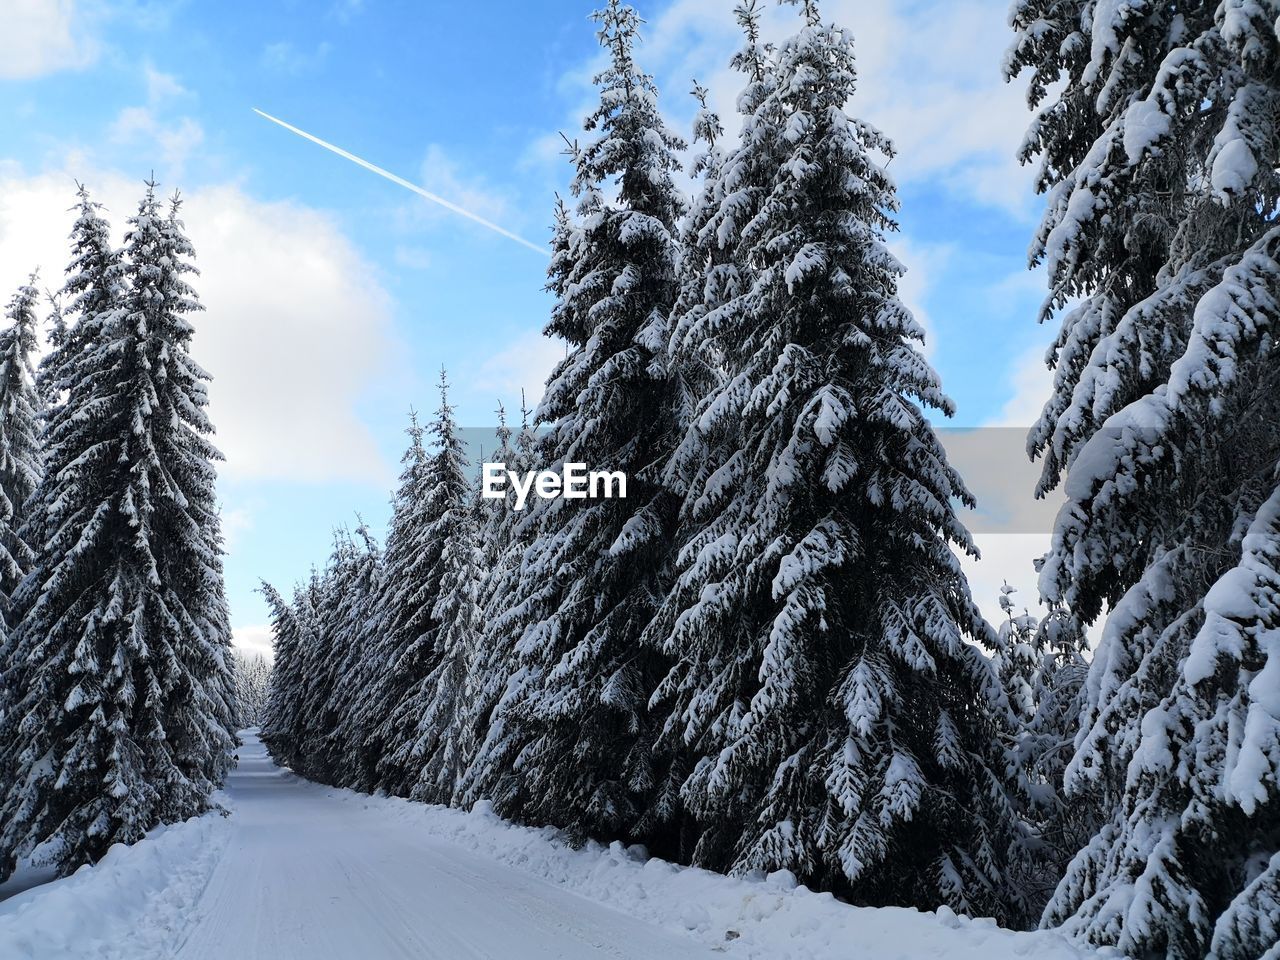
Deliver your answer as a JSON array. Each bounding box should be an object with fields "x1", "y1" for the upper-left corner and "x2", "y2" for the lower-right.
[
  {"x1": 173, "y1": 733, "x2": 719, "y2": 959},
  {"x1": 0, "y1": 732, "x2": 1108, "y2": 959}
]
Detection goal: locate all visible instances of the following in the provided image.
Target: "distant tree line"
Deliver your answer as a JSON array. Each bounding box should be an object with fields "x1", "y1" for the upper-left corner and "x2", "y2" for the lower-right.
[{"x1": 235, "y1": 652, "x2": 272, "y2": 729}]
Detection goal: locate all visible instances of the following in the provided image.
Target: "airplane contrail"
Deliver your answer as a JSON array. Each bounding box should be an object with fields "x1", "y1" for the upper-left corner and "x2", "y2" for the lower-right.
[{"x1": 253, "y1": 108, "x2": 548, "y2": 257}]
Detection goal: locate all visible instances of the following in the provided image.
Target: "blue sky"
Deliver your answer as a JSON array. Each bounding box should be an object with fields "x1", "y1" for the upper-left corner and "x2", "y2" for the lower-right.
[{"x1": 0, "y1": 0, "x2": 1058, "y2": 654}]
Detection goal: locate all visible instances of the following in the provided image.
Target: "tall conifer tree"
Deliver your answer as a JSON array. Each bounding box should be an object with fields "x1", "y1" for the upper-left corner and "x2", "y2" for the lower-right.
[
  {"x1": 0, "y1": 183, "x2": 236, "y2": 880},
  {"x1": 477, "y1": 0, "x2": 687, "y2": 845},
  {"x1": 0, "y1": 275, "x2": 46, "y2": 830},
  {"x1": 322, "y1": 524, "x2": 382, "y2": 786},
  {"x1": 457, "y1": 396, "x2": 543, "y2": 808},
  {"x1": 260, "y1": 579, "x2": 317, "y2": 771},
  {"x1": 649, "y1": 0, "x2": 1017, "y2": 917},
  {"x1": 396, "y1": 371, "x2": 479, "y2": 803},
  {"x1": 646, "y1": 0, "x2": 781, "y2": 859},
  {"x1": 1007, "y1": 2, "x2": 1280, "y2": 954},
  {"x1": 349, "y1": 412, "x2": 433, "y2": 793},
  {"x1": 232, "y1": 651, "x2": 273, "y2": 730},
  {"x1": 0, "y1": 275, "x2": 44, "y2": 617}
]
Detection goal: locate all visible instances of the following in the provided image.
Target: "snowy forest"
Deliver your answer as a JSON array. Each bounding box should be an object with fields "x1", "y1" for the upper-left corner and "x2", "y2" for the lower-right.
[{"x1": 1, "y1": 0, "x2": 1277, "y2": 959}]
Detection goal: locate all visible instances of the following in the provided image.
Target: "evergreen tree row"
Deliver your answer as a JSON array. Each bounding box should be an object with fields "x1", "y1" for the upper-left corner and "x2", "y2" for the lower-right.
[
  {"x1": 260, "y1": 1, "x2": 1280, "y2": 956},
  {"x1": 261, "y1": 0, "x2": 1076, "y2": 931},
  {"x1": 0, "y1": 181, "x2": 238, "y2": 881}
]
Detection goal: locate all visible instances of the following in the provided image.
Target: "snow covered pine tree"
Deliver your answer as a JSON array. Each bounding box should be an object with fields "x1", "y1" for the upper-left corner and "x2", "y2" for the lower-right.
[
  {"x1": 470, "y1": 0, "x2": 687, "y2": 848},
  {"x1": 447, "y1": 403, "x2": 521, "y2": 805},
  {"x1": 0, "y1": 191, "x2": 121, "y2": 851},
  {"x1": 455, "y1": 397, "x2": 544, "y2": 810},
  {"x1": 316, "y1": 525, "x2": 383, "y2": 787},
  {"x1": 400, "y1": 371, "x2": 483, "y2": 805},
  {"x1": 996, "y1": 586, "x2": 1091, "y2": 923},
  {"x1": 0, "y1": 274, "x2": 45, "y2": 813},
  {"x1": 259, "y1": 522, "x2": 383, "y2": 788},
  {"x1": 0, "y1": 182, "x2": 238, "y2": 881},
  {"x1": 259, "y1": 579, "x2": 315, "y2": 773},
  {"x1": 344, "y1": 412, "x2": 434, "y2": 794},
  {"x1": 646, "y1": 0, "x2": 1019, "y2": 919},
  {"x1": 299, "y1": 528, "x2": 383, "y2": 785},
  {"x1": 645, "y1": 0, "x2": 782, "y2": 866},
  {"x1": 0, "y1": 275, "x2": 44, "y2": 625},
  {"x1": 1007, "y1": 2, "x2": 1280, "y2": 956}
]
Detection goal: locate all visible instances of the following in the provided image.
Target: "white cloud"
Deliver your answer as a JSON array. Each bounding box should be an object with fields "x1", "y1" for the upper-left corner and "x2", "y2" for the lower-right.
[
  {"x1": 378, "y1": 143, "x2": 546, "y2": 254},
  {"x1": 962, "y1": 532, "x2": 1105, "y2": 652},
  {"x1": 981, "y1": 263, "x2": 1061, "y2": 429},
  {"x1": 232, "y1": 624, "x2": 275, "y2": 660},
  {"x1": 476, "y1": 329, "x2": 564, "y2": 413},
  {"x1": 821, "y1": 0, "x2": 1037, "y2": 216},
  {"x1": 327, "y1": 0, "x2": 365, "y2": 23},
  {"x1": 0, "y1": 0, "x2": 98, "y2": 80},
  {"x1": 520, "y1": 131, "x2": 573, "y2": 176},
  {"x1": 185, "y1": 184, "x2": 397, "y2": 486},
  {"x1": 144, "y1": 64, "x2": 188, "y2": 103},
  {"x1": 960, "y1": 532, "x2": 1051, "y2": 629},
  {"x1": 988, "y1": 341, "x2": 1053, "y2": 428},
  {"x1": 110, "y1": 109, "x2": 205, "y2": 177},
  {"x1": 414, "y1": 144, "x2": 517, "y2": 231},
  {"x1": 890, "y1": 238, "x2": 952, "y2": 362},
  {"x1": 0, "y1": 164, "x2": 397, "y2": 488},
  {"x1": 108, "y1": 64, "x2": 204, "y2": 179}
]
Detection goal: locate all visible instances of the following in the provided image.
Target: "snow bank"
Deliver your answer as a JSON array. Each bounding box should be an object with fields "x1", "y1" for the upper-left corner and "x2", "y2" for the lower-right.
[
  {"x1": 322, "y1": 787, "x2": 1113, "y2": 960},
  {"x1": 0, "y1": 766, "x2": 1112, "y2": 960},
  {"x1": 0, "y1": 805, "x2": 231, "y2": 960}
]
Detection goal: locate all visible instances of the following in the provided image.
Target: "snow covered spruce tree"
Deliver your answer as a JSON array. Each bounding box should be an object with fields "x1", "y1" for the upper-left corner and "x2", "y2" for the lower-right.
[
  {"x1": 319, "y1": 524, "x2": 382, "y2": 787},
  {"x1": 0, "y1": 275, "x2": 44, "y2": 622},
  {"x1": 34, "y1": 185, "x2": 118, "y2": 413},
  {"x1": 646, "y1": 0, "x2": 780, "y2": 855},
  {"x1": 259, "y1": 579, "x2": 315, "y2": 771},
  {"x1": 663, "y1": 1, "x2": 773, "y2": 444},
  {"x1": 0, "y1": 275, "x2": 45, "y2": 811},
  {"x1": 1, "y1": 191, "x2": 122, "y2": 837},
  {"x1": 444, "y1": 404, "x2": 519, "y2": 803},
  {"x1": 0, "y1": 183, "x2": 237, "y2": 881},
  {"x1": 455, "y1": 397, "x2": 543, "y2": 808},
  {"x1": 995, "y1": 583, "x2": 1043, "y2": 730},
  {"x1": 261, "y1": 526, "x2": 383, "y2": 787},
  {"x1": 471, "y1": 0, "x2": 687, "y2": 847},
  {"x1": 647, "y1": 0, "x2": 1019, "y2": 917},
  {"x1": 996, "y1": 588, "x2": 1091, "y2": 923},
  {"x1": 344, "y1": 412, "x2": 434, "y2": 793},
  {"x1": 398, "y1": 372, "x2": 482, "y2": 804},
  {"x1": 1006, "y1": 3, "x2": 1280, "y2": 955},
  {"x1": 662, "y1": 78, "x2": 732, "y2": 511},
  {"x1": 357, "y1": 373, "x2": 472, "y2": 798}
]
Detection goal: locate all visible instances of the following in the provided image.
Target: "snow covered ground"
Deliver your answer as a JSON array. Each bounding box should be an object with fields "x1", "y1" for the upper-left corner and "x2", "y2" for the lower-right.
[
  {"x1": 0, "y1": 802, "x2": 230, "y2": 958},
  {"x1": 0, "y1": 733, "x2": 1113, "y2": 959}
]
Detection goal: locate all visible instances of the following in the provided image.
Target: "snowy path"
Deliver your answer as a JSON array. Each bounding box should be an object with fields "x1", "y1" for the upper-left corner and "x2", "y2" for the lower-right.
[
  {"x1": 0, "y1": 733, "x2": 1107, "y2": 959},
  {"x1": 173, "y1": 732, "x2": 720, "y2": 959}
]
